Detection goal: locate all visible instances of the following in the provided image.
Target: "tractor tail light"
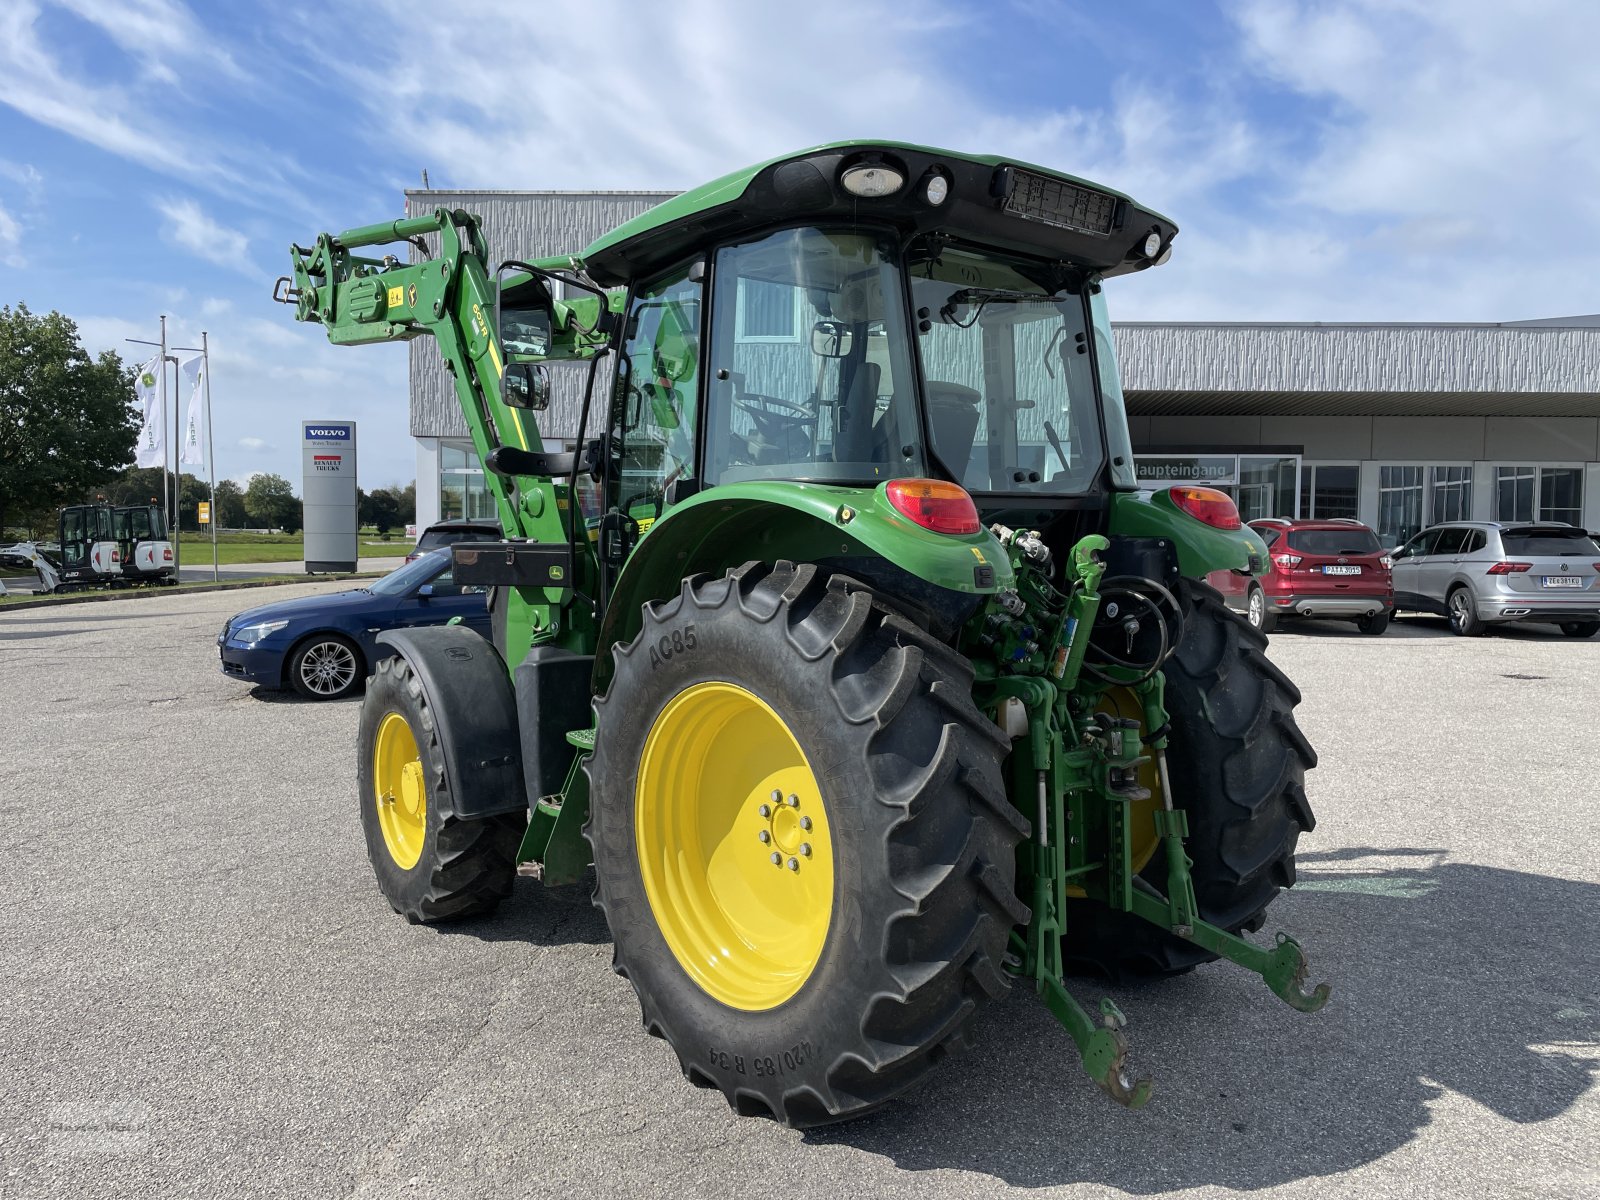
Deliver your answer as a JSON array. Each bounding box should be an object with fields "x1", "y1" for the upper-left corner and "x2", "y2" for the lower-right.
[
  {"x1": 1486, "y1": 561, "x2": 1532, "y2": 574},
  {"x1": 885, "y1": 478, "x2": 981, "y2": 535},
  {"x1": 1273, "y1": 553, "x2": 1302, "y2": 569},
  {"x1": 1167, "y1": 485, "x2": 1242, "y2": 530}
]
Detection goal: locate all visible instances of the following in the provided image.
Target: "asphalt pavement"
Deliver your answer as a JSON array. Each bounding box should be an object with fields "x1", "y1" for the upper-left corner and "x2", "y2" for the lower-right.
[{"x1": 0, "y1": 588, "x2": 1595, "y2": 1199}]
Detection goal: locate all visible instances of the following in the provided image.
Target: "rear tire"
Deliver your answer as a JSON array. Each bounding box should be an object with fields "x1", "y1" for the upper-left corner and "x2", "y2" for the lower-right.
[
  {"x1": 1559, "y1": 620, "x2": 1600, "y2": 638},
  {"x1": 1448, "y1": 587, "x2": 1484, "y2": 637},
  {"x1": 587, "y1": 561, "x2": 1025, "y2": 1127},
  {"x1": 1065, "y1": 579, "x2": 1317, "y2": 978},
  {"x1": 356, "y1": 654, "x2": 523, "y2": 922},
  {"x1": 1355, "y1": 610, "x2": 1391, "y2": 635}
]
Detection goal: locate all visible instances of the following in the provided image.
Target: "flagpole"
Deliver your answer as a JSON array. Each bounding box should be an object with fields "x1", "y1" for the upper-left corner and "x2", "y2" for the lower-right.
[
  {"x1": 170, "y1": 339, "x2": 183, "y2": 581},
  {"x1": 203, "y1": 332, "x2": 217, "y2": 581},
  {"x1": 159, "y1": 315, "x2": 170, "y2": 535}
]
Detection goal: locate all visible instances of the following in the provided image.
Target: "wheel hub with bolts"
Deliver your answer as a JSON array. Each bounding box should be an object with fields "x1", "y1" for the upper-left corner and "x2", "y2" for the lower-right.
[{"x1": 633, "y1": 681, "x2": 835, "y2": 1010}]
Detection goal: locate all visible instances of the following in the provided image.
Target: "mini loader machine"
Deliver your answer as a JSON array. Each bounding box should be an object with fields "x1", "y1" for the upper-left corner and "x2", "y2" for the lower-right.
[{"x1": 278, "y1": 141, "x2": 1327, "y2": 1124}]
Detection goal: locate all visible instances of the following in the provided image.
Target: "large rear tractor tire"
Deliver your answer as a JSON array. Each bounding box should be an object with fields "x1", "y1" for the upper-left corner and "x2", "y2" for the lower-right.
[
  {"x1": 357, "y1": 654, "x2": 524, "y2": 923},
  {"x1": 587, "y1": 561, "x2": 1027, "y2": 1127},
  {"x1": 1065, "y1": 579, "x2": 1317, "y2": 978}
]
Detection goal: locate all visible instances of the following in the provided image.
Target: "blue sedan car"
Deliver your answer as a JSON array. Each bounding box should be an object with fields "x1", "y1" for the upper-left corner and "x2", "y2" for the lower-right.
[{"x1": 217, "y1": 549, "x2": 491, "y2": 699}]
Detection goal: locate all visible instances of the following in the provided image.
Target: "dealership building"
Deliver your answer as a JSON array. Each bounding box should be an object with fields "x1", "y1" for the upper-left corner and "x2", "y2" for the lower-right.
[{"x1": 407, "y1": 189, "x2": 1600, "y2": 545}]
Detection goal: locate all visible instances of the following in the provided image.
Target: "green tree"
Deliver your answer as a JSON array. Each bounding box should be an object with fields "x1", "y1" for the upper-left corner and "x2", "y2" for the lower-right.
[
  {"x1": 213, "y1": 479, "x2": 248, "y2": 528},
  {"x1": 360, "y1": 486, "x2": 402, "y2": 534},
  {"x1": 0, "y1": 304, "x2": 140, "y2": 536},
  {"x1": 245, "y1": 472, "x2": 302, "y2": 533},
  {"x1": 396, "y1": 481, "x2": 416, "y2": 526}
]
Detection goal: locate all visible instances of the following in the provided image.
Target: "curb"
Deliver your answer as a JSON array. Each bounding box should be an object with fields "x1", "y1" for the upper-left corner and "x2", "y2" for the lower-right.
[{"x1": 0, "y1": 572, "x2": 387, "y2": 611}]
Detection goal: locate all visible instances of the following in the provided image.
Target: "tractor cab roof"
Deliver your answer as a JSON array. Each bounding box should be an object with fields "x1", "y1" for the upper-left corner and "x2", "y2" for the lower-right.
[{"x1": 579, "y1": 140, "x2": 1178, "y2": 288}]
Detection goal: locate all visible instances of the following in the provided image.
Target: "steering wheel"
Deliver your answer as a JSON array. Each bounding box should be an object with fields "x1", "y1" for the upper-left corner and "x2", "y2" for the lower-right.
[{"x1": 735, "y1": 392, "x2": 817, "y2": 423}]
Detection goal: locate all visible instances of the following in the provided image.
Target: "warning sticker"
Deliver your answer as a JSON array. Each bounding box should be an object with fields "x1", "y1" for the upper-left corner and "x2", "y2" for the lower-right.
[{"x1": 387, "y1": 285, "x2": 404, "y2": 309}]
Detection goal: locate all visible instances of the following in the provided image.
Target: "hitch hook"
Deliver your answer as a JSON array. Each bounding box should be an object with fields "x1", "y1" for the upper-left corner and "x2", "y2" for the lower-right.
[
  {"x1": 1084, "y1": 1000, "x2": 1154, "y2": 1109},
  {"x1": 1265, "y1": 932, "x2": 1332, "y2": 1013}
]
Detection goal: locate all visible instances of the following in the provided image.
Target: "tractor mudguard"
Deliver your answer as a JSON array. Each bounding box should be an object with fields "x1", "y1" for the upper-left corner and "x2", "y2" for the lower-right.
[
  {"x1": 1108, "y1": 490, "x2": 1269, "y2": 579},
  {"x1": 595, "y1": 481, "x2": 1014, "y2": 690},
  {"x1": 374, "y1": 625, "x2": 526, "y2": 819}
]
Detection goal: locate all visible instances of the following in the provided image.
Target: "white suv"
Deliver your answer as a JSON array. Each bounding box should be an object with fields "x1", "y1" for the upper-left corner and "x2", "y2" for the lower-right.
[{"x1": 1390, "y1": 522, "x2": 1600, "y2": 637}]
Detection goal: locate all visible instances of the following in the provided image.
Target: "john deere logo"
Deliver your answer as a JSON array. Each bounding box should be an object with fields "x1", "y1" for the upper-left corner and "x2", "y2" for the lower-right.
[{"x1": 140, "y1": 371, "x2": 156, "y2": 387}]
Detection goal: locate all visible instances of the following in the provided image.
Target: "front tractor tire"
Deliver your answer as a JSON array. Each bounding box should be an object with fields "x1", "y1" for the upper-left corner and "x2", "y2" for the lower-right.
[
  {"x1": 587, "y1": 562, "x2": 1027, "y2": 1127},
  {"x1": 1067, "y1": 579, "x2": 1318, "y2": 978},
  {"x1": 356, "y1": 655, "x2": 523, "y2": 923}
]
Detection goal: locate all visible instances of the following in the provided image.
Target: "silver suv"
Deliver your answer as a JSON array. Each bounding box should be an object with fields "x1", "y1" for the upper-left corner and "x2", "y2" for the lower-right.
[{"x1": 1391, "y1": 522, "x2": 1600, "y2": 637}]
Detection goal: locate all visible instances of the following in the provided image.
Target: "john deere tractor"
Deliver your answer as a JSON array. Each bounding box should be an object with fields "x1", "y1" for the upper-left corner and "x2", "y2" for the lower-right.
[{"x1": 278, "y1": 141, "x2": 1326, "y2": 1124}]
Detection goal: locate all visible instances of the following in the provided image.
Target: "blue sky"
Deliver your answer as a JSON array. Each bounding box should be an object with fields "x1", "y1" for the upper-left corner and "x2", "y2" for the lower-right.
[{"x1": 3, "y1": 0, "x2": 1597, "y2": 491}]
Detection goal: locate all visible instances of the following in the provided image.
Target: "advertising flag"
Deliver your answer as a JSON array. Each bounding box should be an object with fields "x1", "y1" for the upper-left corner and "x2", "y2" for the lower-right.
[
  {"x1": 180, "y1": 354, "x2": 205, "y2": 466},
  {"x1": 134, "y1": 356, "x2": 165, "y2": 468}
]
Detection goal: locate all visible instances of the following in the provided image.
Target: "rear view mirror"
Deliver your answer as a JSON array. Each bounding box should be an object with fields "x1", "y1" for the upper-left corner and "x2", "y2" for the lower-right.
[
  {"x1": 811, "y1": 320, "x2": 853, "y2": 358},
  {"x1": 504, "y1": 362, "x2": 551, "y2": 411}
]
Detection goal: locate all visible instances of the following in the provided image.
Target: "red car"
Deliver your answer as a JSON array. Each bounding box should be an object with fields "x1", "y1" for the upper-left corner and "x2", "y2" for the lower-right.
[{"x1": 1214, "y1": 518, "x2": 1395, "y2": 635}]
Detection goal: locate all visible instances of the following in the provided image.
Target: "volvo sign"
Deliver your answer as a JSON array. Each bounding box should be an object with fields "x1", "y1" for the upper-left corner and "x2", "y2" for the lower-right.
[{"x1": 301, "y1": 420, "x2": 358, "y2": 572}]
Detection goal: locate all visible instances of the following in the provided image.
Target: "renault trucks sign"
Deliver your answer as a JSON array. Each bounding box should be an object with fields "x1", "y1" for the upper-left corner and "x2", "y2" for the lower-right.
[{"x1": 301, "y1": 420, "x2": 357, "y2": 572}]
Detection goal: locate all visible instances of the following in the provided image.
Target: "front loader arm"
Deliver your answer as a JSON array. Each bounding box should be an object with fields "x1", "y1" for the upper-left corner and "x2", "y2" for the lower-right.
[{"x1": 276, "y1": 208, "x2": 582, "y2": 545}]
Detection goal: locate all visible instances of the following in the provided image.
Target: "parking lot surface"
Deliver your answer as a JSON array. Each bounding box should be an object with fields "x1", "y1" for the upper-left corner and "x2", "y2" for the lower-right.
[{"x1": 1, "y1": 586, "x2": 1596, "y2": 1199}]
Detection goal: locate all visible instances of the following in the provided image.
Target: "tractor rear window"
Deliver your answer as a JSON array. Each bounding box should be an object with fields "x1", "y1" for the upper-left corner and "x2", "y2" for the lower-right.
[
  {"x1": 1286, "y1": 529, "x2": 1382, "y2": 555},
  {"x1": 1502, "y1": 531, "x2": 1600, "y2": 556}
]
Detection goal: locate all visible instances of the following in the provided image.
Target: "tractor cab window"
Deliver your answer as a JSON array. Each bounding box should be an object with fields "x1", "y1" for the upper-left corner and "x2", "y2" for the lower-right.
[
  {"x1": 705, "y1": 228, "x2": 924, "y2": 486},
  {"x1": 910, "y1": 244, "x2": 1104, "y2": 495},
  {"x1": 612, "y1": 265, "x2": 702, "y2": 521}
]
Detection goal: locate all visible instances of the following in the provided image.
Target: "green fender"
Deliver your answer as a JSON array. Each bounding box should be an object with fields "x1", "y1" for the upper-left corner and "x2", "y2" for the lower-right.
[
  {"x1": 1108, "y1": 490, "x2": 1269, "y2": 578},
  {"x1": 595, "y1": 481, "x2": 1013, "y2": 690}
]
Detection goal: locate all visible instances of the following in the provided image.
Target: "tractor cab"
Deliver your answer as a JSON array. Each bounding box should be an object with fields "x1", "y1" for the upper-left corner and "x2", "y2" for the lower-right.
[
  {"x1": 497, "y1": 143, "x2": 1169, "y2": 573},
  {"x1": 114, "y1": 503, "x2": 175, "y2": 583}
]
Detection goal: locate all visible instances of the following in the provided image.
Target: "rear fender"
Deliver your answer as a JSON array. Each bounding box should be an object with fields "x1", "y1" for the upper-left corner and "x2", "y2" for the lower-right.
[
  {"x1": 595, "y1": 481, "x2": 1013, "y2": 691},
  {"x1": 1109, "y1": 490, "x2": 1269, "y2": 579}
]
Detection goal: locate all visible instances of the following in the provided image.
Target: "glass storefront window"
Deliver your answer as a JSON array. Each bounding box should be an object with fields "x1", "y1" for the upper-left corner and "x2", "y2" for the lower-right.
[
  {"x1": 438, "y1": 440, "x2": 494, "y2": 521},
  {"x1": 1496, "y1": 465, "x2": 1583, "y2": 525},
  {"x1": 1301, "y1": 464, "x2": 1358, "y2": 519},
  {"x1": 1429, "y1": 465, "x2": 1473, "y2": 523},
  {"x1": 1378, "y1": 465, "x2": 1424, "y2": 546},
  {"x1": 1495, "y1": 466, "x2": 1535, "y2": 522},
  {"x1": 1539, "y1": 467, "x2": 1583, "y2": 526}
]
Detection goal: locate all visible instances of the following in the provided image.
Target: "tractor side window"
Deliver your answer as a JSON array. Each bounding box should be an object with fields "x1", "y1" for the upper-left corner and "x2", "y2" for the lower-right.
[
  {"x1": 613, "y1": 266, "x2": 702, "y2": 520},
  {"x1": 705, "y1": 227, "x2": 924, "y2": 486},
  {"x1": 911, "y1": 245, "x2": 1103, "y2": 495}
]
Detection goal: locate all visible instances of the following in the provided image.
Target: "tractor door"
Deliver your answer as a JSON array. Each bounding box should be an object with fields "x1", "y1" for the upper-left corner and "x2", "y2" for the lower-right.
[{"x1": 609, "y1": 264, "x2": 703, "y2": 532}]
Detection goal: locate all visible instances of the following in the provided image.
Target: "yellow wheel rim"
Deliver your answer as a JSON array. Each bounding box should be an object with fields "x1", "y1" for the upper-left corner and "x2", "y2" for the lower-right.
[
  {"x1": 374, "y1": 711, "x2": 427, "y2": 870},
  {"x1": 1064, "y1": 689, "x2": 1162, "y2": 899},
  {"x1": 636, "y1": 682, "x2": 833, "y2": 1011}
]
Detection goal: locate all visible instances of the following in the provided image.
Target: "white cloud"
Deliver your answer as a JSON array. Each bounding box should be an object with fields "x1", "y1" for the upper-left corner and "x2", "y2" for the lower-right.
[
  {"x1": 237, "y1": 437, "x2": 272, "y2": 452},
  {"x1": 0, "y1": 202, "x2": 23, "y2": 267},
  {"x1": 0, "y1": 2, "x2": 302, "y2": 213},
  {"x1": 155, "y1": 197, "x2": 255, "y2": 274}
]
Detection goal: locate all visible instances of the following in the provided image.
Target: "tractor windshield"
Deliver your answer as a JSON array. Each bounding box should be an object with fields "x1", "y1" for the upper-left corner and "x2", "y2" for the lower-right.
[{"x1": 910, "y1": 244, "x2": 1104, "y2": 494}]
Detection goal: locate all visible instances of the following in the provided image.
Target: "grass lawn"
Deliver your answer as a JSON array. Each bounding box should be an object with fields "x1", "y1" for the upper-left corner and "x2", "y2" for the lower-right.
[{"x1": 175, "y1": 533, "x2": 408, "y2": 564}]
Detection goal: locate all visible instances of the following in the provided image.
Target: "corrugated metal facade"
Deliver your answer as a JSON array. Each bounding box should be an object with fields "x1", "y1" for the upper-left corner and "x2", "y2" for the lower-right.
[
  {"x1": 405, "y1": 190, "x2": 677, "y2": 440},
  {"x1": 1114, "y1": 323, "x2": 1600, "y2": 414}
]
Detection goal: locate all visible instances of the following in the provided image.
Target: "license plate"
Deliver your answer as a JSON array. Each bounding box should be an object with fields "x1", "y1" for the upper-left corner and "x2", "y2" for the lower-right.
[
  {"x1": 1322, "y1": 565, "x2": 1362, "y2": 575},
  {"x1": 1542, "y1": 575, "x2": 1584, "y2": 588}
]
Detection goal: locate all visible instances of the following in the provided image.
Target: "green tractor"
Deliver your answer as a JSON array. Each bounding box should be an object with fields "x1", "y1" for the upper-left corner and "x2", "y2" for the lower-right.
[{"x1": 278, "y1": 141, "x2": 1326, "y2": 1124}]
